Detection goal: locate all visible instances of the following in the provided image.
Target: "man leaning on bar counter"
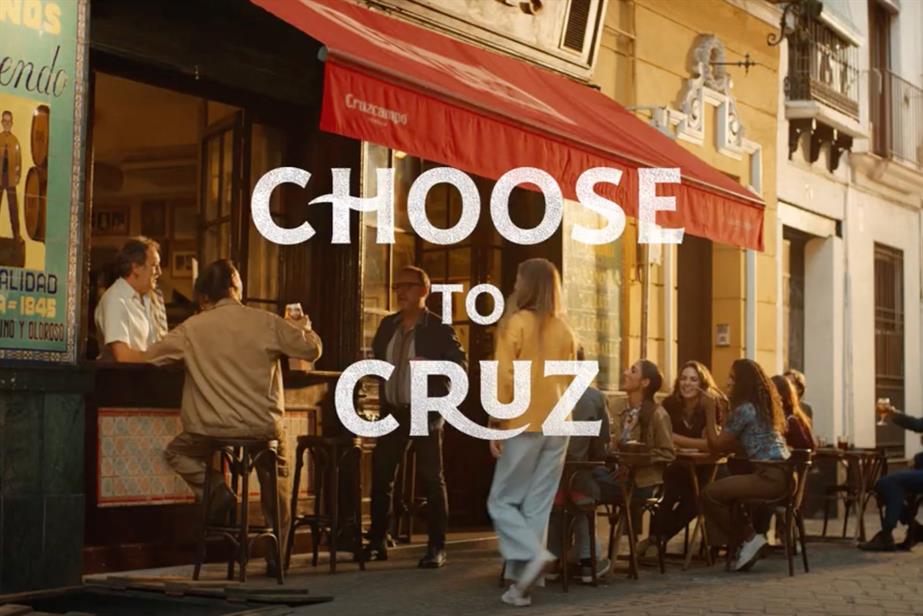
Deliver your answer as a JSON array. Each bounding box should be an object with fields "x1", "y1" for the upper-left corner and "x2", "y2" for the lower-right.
[
  {"x1": 141, "y1": 258, "x2": 323, "y2": 576},
  {"x1": 94, "y1": 236, "x2": 168, "y2": 361}
]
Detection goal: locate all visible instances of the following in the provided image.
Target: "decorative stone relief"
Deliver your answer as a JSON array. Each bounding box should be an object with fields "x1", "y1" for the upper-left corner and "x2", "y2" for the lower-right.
[
  {"x1": 629, "y1": 34, "x2": 763, "y2": 194},
  {"x1": 495, "y1": 0, "x2": 543, "y2": 15}
]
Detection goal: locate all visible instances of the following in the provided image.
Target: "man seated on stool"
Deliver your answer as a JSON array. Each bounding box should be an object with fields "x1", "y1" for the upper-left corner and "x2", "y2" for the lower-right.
[
  {"x1": 860, "y1": 402, "x2": 923, "y2": 551},
  {"x1": 94, "y1": 236, "x2": 168, "y2": 361},
  {"x1": 143, "y1": 259, "x2": 322, "y2": 576}
]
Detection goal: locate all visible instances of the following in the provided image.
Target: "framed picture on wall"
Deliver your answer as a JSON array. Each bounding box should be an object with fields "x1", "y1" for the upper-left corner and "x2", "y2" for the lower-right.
[
  {"x1": 140, "y1": 200, "x2": 167, "y2": 237},
  {"x1": 92, "y1": 206, "x2": 129, "y2": 236},
  {"x1": 172, "y1": 201, "x2": 198, "y2": 240},
  {"x1": 172, "y1": 251, "x2": 196, "y2": 278}
]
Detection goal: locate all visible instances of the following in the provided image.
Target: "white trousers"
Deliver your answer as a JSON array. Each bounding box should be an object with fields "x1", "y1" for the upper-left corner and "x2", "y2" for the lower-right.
[{"x1": 488, "y1": 433, "x2": 568, "y2": 581}]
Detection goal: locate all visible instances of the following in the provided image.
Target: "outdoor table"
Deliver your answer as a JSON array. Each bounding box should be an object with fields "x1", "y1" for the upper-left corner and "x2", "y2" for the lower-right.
[
  {"x1": 674, "y1": 450, "x2": 727, "y2": 570},
  {"x1": 813, "y1": 447, "x2": 885, "y2": 542},
  {"x1": 604, "y1": 450, "x2": 653, "y2": 580}
]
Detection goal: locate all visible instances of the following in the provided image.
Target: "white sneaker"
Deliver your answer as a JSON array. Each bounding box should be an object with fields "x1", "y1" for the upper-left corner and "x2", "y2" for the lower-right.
[
  {"x1": 580, "y1": 557, "x2": 612, "y2": 583},
  {"x1": 518, "y1": 549, "x2": 554, "y2": 592},
  {"x1": 734, "y1": 535, "x2": 767, "y2": 571},
  {"x1": 501, "y1": 584, "x2": 531, "y2": 607}
]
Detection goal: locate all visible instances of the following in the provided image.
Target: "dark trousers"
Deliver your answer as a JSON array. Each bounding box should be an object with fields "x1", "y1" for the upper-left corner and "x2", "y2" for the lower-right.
[
  {"x1": 876, "y1": 469, "x2": 923, "y2": 532},
  {"x1": 651, "y1": 463, "x2": 698, "y2": 541},
  {"x1": 368, "y1": 420, "x2": 448, "y2": 548},
  {"x1": 592, "y1": 466, "x2": 656, "y2": 532}
]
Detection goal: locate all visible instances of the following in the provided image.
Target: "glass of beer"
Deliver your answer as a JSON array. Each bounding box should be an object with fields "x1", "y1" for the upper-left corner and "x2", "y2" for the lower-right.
[
  {"x1": 876, "y1": 397, "x2": 891, "y2": 426},
  {"x1": 836, "y1": 435, "x2": 849, "y2": 451},
  {"x1": 285, "y1": 302, "x2": 304, "y2": 320}
]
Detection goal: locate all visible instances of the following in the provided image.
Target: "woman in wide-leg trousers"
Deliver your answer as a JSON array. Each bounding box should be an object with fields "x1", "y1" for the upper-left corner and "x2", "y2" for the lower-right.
[{"x1": 489, "y1": 433, "x2": 569, "y2": 582}]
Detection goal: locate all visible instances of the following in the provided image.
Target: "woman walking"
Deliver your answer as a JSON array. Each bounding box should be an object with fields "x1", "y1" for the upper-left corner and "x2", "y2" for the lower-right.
[{"x1": 488, "y1": 258, "x2": 577, "y2": 607}]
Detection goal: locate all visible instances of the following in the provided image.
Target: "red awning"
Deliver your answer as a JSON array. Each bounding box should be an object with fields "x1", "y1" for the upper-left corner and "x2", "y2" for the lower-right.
[{"x1": 251, "y1": 0, "x2": 765, "y2": 251}]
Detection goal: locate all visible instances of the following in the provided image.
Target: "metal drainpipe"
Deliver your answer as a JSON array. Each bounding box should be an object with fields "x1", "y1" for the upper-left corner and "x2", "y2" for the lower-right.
[
  {"x1": 640, "y1": 244, "x2": 650, "y2": 359},
  {"x1": 843, "y1": 166, "x2": 853, "y2": 443}
]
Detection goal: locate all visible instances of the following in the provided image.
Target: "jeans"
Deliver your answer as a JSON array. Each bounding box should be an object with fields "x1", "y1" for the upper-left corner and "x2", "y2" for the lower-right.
[
  {"x1": 489, "y1": 433, "x2": 568, "y2": 582},
  {"x1": 548, "y1": 508, "x2": 599, "y2": 561},
  {"x1": 592, "y1": 466, "x2": 656, "y2": 536},
  {"x1": 876, "y1": 469, "x2": 923, "y2": 532}
]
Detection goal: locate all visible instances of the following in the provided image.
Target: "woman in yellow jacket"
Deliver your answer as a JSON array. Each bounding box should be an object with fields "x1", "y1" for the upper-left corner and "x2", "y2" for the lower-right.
[{"x1": 488, "y1": 258, "x2": 577, "y2": 607}]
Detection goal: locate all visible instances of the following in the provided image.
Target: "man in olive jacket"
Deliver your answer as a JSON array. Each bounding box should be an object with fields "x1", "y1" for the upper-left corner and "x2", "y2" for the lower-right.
[{"x1": 364, "y1": 266, "x2": 467, "y2": 569}]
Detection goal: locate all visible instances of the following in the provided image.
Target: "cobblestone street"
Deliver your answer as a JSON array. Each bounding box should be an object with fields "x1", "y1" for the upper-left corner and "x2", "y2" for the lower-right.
[{"x1": 111, "y1": 513, "x2": 923, "y2": 615}]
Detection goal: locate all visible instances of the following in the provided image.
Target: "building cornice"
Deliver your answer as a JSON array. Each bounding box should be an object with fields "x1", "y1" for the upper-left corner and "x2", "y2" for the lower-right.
[
  {"x1": 850, "y1": 153, "x2": 923, "y2": 209},
  {"x1": 723, "y1": 0, "x2": 783, "y2": 29}
]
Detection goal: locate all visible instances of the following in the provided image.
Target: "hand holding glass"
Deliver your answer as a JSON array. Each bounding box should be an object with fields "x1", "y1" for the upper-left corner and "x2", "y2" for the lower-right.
[{"x1": 876, "y1": 398, "x2": 892, "y2": 426}]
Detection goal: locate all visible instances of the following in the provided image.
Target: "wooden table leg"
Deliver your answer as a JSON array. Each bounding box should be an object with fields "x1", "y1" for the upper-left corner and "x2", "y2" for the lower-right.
[
  {"x1": 854, "y1": 456, "x2": 876, "y2": 543},
  {"x1": 854, "y1": 458, "x2": 867, "y2": 542},
  {"x1": 620, "y1": 479, "x2": 638, "y2": 580},
  {"x1": 682, "y1": 463, "x2": 715, "y2": 570}
]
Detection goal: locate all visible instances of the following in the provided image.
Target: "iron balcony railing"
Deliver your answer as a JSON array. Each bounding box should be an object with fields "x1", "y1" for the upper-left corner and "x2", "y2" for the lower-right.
[
  {"x1": 786, "y1": 18, "x2": 860, "y2": 119},
  {"x1": 871, "y1": 69, "x2": 923, "y2": 168}
]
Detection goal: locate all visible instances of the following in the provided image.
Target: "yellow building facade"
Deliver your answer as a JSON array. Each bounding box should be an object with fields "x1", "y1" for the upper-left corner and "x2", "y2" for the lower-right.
[{"x1": 595, "y1": 0, "x2": 782, "y2": 390}]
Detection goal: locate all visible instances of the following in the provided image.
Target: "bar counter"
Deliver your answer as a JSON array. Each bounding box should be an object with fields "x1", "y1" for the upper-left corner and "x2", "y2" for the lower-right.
[{"x1": 83, "y1": 362, "x2": 347, "y2": 573}]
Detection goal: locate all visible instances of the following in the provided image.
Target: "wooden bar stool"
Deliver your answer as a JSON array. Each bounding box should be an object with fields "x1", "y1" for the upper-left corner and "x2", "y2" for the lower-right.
[
  {"x1": 285, "y1": 435, "x2": 366, "y2": 573},
  {"x1": 192, "y1": 437, "x2": 285, "y2": 584},
  {"x1": 392, "y1": 445, "x2": 428, "y2": 544}
]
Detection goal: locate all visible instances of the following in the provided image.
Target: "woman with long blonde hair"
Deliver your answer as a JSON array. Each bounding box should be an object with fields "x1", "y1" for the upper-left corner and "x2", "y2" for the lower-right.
[{"x1": 488, "y1": 258, "x2": 577, "y2": 607}]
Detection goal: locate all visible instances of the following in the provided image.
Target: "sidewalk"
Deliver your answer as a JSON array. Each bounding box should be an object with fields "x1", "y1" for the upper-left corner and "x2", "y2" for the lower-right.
[{"x1": 86, "y1": 512, "x2": 923, "y2": 615}]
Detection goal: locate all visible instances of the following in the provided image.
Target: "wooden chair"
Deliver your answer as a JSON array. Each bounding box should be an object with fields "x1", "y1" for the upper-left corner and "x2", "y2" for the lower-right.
[
  {"x1": 902, "y1": 493, "x2": 923, "y2": 549},
  {"x1": 637, "y1": 486, "x2": 667, "y2": 574},
  {"x1": 726, "y1": 449, "x2": 813, "y2": 576},
  {"x1": 498, "y1": 460, "x2": 606, "y2": 591},
  {"x1": 821, "y1": 448, "x2": 886, "y2": 540},
  {"x1": 558, "y1": 461, "x2": 605, "y2": 591}
]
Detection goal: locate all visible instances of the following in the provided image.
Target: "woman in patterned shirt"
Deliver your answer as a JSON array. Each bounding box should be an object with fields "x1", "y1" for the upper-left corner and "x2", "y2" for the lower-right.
[{"x1": 701, "y1": 358, "x2": 789, "y2": 572}]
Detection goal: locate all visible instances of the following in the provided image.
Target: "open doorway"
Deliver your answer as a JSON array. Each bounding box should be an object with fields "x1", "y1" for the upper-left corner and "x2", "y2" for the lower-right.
[
  {"x1": 677, "y1": 235, "x2": 712, "y2": 369},
  {"x1": 87, "y1": 72, "x2": 289, "y2": 358}
]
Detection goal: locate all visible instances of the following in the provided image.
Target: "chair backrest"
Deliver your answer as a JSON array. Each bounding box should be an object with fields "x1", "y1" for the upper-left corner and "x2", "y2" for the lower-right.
[
  {"x1": 866, "y1": 449, "x2": 887, "y2": 491},
  {"x1": 787, "y1": 448, "x2": 814, "y2": 509}
]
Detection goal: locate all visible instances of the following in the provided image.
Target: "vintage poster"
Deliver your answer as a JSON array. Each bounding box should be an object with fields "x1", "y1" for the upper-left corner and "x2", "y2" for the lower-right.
[{"x1": 0, "y1": 0, "x2": 87, "y2": 362}]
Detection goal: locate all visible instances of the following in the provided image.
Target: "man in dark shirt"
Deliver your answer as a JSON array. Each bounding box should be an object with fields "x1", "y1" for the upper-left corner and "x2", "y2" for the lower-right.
[
  {"x1": 860, "y1": 405, "x2": 923, "y2": 551},
  {"x1": 363, "y1": 266, "x2": 467, "y2": 569}
]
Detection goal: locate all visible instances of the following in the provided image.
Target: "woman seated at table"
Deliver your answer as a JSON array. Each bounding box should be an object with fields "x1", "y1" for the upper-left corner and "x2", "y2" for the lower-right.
[
  {"x1": 637, "y1": 360, "x2": 728, "y2": 557},
  {"x1": 592, "y1": 360, "x2": 675, "y2": 520},
  {"x1": 771, "y1": 374, "x2": 814, "y2": 450},
  {"x1": 701, "y1": 358, "x2": 790, "y2": 572}
]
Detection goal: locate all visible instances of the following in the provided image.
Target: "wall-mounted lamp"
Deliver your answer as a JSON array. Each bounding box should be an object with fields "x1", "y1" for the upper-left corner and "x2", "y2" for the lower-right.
[{"x1": 767, "y1": 0, "x2": 824, "y2": 47}]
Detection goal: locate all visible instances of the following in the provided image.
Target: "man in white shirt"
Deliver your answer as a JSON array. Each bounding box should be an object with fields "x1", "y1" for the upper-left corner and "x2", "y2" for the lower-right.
[{"x1": 94, "y1": 236, "x2": 166, "y2": 361}]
